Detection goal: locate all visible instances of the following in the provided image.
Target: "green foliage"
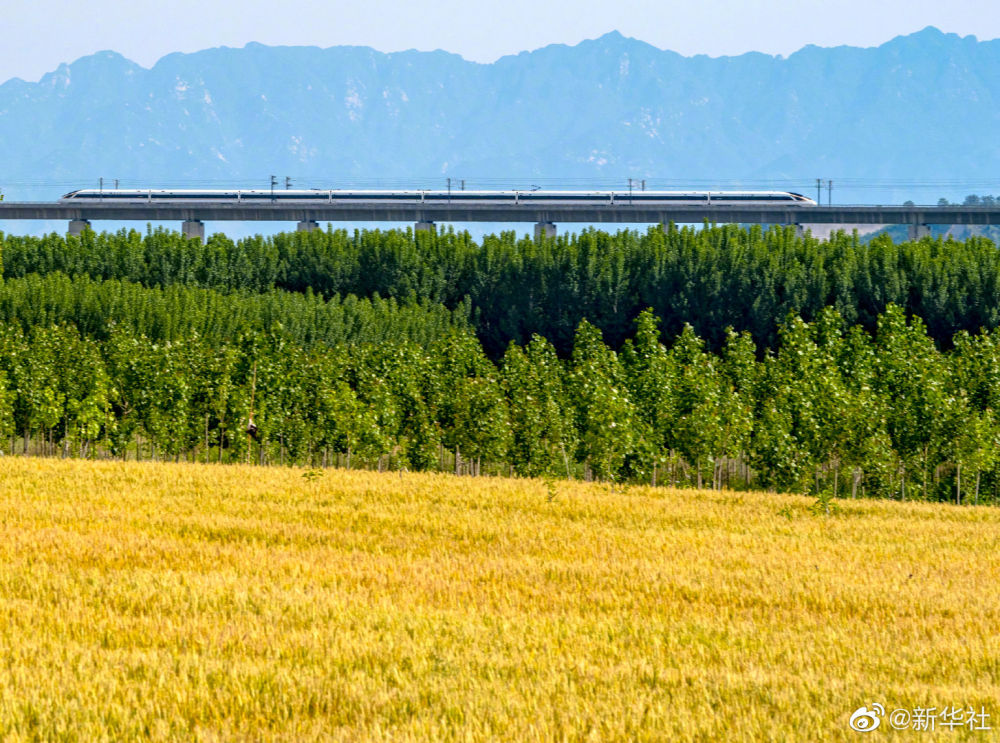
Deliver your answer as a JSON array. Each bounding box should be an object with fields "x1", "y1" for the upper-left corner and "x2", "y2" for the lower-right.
[
  {"x1": 502, "y1": 336, "x2": 575, "y2": 477},
  {"x1": 567, "y1": 321, "x2": 636, "y2": 481},
  {"x1": 0, "y1": 304, "x2": 995, "y2": 501},
  {"x1": 4, "y1": 224, "x2": 1000, "y2": 357},
  {"x1": 0, "y1": 272, "x2": 469, "y2": 348},
  {"x1": 809, "y1": 490, "x2": 842, "y2": 517},
  {"x1": 2, "y1": 224, "x2": 1000, "y2": 502}
]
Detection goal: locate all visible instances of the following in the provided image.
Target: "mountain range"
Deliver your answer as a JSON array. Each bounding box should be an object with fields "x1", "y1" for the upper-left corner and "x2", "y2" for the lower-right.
[{"x1": 1, "y1": 26, "x2": 998, "y2": 208}]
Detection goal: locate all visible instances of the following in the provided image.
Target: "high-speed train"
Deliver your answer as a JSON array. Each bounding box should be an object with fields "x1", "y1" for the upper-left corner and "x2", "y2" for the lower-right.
[{"x1": 60, "y1": 189, "x2": 817, "y2": 205}]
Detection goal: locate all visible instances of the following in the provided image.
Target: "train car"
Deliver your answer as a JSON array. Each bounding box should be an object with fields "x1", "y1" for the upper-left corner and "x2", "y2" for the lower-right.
[
  {"x1": 60, "y1": 189, "x2": 332, "y2": 202},
  {"x1": 611, "y1": 191, "x2": 816, "y2": 205},
  {"x1": 59, "y1": 189, "x2": 817, "y2": 205}
]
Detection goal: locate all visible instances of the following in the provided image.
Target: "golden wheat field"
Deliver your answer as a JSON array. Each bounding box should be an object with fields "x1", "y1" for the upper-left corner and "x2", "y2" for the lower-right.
[{"x1": 0, "y1": 458, "x2": 997, "y2": 741}]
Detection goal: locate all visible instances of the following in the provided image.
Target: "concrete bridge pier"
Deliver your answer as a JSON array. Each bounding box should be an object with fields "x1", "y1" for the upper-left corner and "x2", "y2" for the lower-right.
[
  {"x1": 534, "y1": 221, "x2": 557, "y2": 240},
  {"x1": 68, "y1": 219, "x2": 90, "y2": 236},
  {"x1": 414, "y1": 220, "x2": 435, "y2": 233},
  {"x1": 182, "y1": 219, "x2": 205, "y2": 241},
  {"x1": 908, "y1": 224, "x2": 931, "y2": 240},
  {"x1": 297, "y1": 220, "x2": 320, "y2": 233},
  {"x1": 793, "y1": 224, "x2": 806, "y2": 239}
]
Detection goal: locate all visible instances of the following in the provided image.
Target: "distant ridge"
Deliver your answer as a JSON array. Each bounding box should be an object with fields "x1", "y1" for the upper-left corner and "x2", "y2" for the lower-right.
[{"x1": 1, "y1": 26, "x2": 998, "y2": 204}]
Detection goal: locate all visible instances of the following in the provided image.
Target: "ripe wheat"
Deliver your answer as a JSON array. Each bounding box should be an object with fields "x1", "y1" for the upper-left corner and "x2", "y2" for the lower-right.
[{"x1": 0, "y1": 458, "x2": 996, "y2": 741}]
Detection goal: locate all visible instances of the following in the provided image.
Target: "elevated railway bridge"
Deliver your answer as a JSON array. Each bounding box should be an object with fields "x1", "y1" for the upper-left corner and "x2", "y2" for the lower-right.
[{"x1": 1, "y1": 200, "x2": 999, "y2": 240}]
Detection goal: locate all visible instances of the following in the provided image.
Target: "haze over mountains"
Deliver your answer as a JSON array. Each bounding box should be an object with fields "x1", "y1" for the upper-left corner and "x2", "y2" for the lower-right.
[{"x1": 0, "y1": 26, "x2": 998, "y2": 206}]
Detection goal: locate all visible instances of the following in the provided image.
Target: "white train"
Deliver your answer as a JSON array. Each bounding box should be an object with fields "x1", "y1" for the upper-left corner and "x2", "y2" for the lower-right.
[{"x1": 60, "y1": 189, "x2": 817, "y2": 205}]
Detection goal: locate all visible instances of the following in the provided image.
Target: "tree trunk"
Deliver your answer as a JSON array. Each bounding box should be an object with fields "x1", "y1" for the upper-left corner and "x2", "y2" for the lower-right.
[
  {"x1": 956, "y1": 462, "x2": 962, "y2": 505},
  {"x1": 975, "y1": 471, "x2": 981, "y2": 506},
  {"x1": 922, "y1": 444, "x2": 928, "y2": 500},
  {"x1": 652, "y1": 462, "x2": 657, "y2": 488}
]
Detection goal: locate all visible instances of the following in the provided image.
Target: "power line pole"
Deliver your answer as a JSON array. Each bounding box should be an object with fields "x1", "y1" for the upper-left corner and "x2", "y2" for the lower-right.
[
  {"x1": 628, "y1": 177, "x2": 633, "y2": 203},
  {"x1": 828, "y1": 179, "x2": 833, "y2": 206},
  {"x1": 816, "y1": 178, "x2": 821, "y2": 203},
  {"x1": 285, "y1": 176, "x2": 292, "y2": 190},
  {"x1": 270, "y1": 175, "x2": 277, "y2": 201}
]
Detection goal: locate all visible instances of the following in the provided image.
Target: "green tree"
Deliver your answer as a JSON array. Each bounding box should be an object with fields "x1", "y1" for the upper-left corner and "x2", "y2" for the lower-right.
[
  {"x1": 566, "y1": 320, "x2": 636, "y2": 481},
  {"x1": 502, "y1": 335, "x2": 575, "y2": 477}
]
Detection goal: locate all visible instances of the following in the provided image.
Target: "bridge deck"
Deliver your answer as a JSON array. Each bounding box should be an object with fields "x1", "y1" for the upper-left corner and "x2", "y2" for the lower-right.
[{"x1": 1, "y1": 202, "x2": 999, "y2": 225}]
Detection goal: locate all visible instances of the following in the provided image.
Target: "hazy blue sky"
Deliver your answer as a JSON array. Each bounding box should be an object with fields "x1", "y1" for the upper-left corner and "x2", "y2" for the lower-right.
[{"x1": 3, "y1": 0, "x2": 999, "y2": 83}]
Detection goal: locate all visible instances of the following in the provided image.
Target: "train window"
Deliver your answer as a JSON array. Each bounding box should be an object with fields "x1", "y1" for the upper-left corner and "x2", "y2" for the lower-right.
[
  {"x1": 446, "y1": 193, "x2": 514, "y2": 200},
  {"x1": 519, "y1": 194, "x2": 606, "y2": 200},
  {"x1": 624, "y1": 194, "x2": 707, "y2": 200},
  {"x1": 335, "y1": 193, "x2": 422, "y2": 199},
  {"x1": 164, "y1": 193, "x2": 230, "y2": 199}
]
